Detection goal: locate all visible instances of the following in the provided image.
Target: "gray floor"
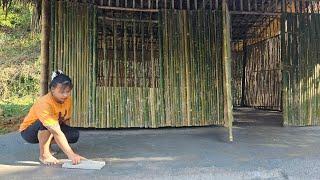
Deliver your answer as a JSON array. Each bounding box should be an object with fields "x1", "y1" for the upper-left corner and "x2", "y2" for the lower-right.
[{"x1": 1, "y1": 108, "x2": 320, "y2": 180}]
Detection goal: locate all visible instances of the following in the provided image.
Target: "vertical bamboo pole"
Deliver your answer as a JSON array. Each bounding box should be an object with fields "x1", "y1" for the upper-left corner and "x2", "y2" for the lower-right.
[
  {"x1": 141, "y1": 21, "x2": 148, "y2": 127},
  {"x1": 281, "y1": 9, "x2": 288, "y2": 125},
  {"x1": 50, "y1": 0, "x2": 55, "y2": 76},
  {"x1": 74, "y1": 3, "x2": 78, "y2": 126},
  {"x1": 173, "y1": 10, "x2": 179, "y2": 126},
  {"x1": 194, "y1": 10, "x2": 199, "y2": 125},
  {"x1": 78, "y1": 4, "x2": 82, "y2": 126},
  {"x1": 40, "y1": 0, "x2": 50, "y2": 95},
  {"x1": 94, "y1": 5, "x2": 98, "y2": 127},
  {"x1": 54, "y1": 1, "x2": 58, "y2": 71},
  {"x1": 211, "y1": 10, "x2": 216, "y2": 122},
  {"x1": 102, "y1": 16, "x2": 108, "y2": 128},
  {"x1": 133, "y1": 20, "x2": 138, "y2": 127},
  {"x1": 214, "y1": 11, "x2": 220, "y2": 124},
  {"x1": 163, "y1": 10, "x2": 169, "y2": 126},
  {"x1": 63, "y1": 2, "x2": 67, "y2": 75},
  {"x1": 150, "y1": 16, "x2": 156, "y2": 128},
  {"x1": 222, "y1": 0, "x2": 233, "y2": 141},
  {"x1": 190, "y1": 11, "x2": 196, "y2": 125},
  {"x1": 158, "y1": 10, "x2": 165, "y2": 126},
  {"x1": 113, "y1": 20, "x2": 117, "y2": 127},
  {"x1": 86, "y1": 4, "x2": 90, "y2": 127},
  {"x1": 183, "y1": 10, "x2": 191, "y2": 126},
  {"x1": 75, "y1": 2, "x2": 79, "y2": 126},
  {"x1": 124, "y1": 21, "x2": 128, "y2": 127}
]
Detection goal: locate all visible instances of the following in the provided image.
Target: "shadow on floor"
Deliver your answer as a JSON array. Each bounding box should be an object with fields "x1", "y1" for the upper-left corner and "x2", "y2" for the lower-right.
[{"x1": 233, "y1": 107, "x2": 283, "y2": 127}]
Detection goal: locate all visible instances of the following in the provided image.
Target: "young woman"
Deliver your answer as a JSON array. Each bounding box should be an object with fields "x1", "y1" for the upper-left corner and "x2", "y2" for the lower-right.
[{"x1": 19, "y1": 70, "x2": 85, "y2": 165}]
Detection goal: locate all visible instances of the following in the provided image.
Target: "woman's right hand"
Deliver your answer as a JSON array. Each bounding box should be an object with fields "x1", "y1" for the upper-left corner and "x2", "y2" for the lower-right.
[{"x1": 68, "y1": 153, "x2": 86, "y2": 165}]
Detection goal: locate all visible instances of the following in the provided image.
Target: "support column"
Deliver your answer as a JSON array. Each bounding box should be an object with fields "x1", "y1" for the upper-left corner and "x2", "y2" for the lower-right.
[
  {"x1": 241, "y1": 41, "x2": 247, "y2": 106},
  {"x1": 40, "y1": 0, "x2": 51, "y2": 95},
  {"x1": 222, "y1": 0, "x2": 234, "y2": 142}
]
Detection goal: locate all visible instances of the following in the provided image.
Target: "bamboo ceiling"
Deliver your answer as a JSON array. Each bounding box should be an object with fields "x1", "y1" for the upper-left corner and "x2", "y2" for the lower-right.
[{"x1": 61, "y1": 0, "x2": 320, "y2": 42}]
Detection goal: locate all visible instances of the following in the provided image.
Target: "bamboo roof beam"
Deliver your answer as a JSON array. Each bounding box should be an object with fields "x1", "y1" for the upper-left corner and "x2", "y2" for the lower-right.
[
  {"x1": 98, "y1": 16, "x2": 158, "y2": 23},
  {"x1": 230, "y1": 11, "x2": 281, "y2": 16},
  {"x1": 97, "y1": 6, "x2": 159, "y2": 12}
]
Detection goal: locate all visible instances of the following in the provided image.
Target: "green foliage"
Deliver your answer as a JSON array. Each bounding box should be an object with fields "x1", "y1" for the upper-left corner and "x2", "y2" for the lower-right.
[
  {"x1": 0, "y1": 3, "x2": 40, "y2": 123},
  {"x1": 0, "y1": 3, "x2": 32, "y2": 30},
  {"x1": 0, "y1": 96, "x2": 34, "y2": 118},
  {"x1": 0, "y1": 62, "x2": 40, "y2": 100}
]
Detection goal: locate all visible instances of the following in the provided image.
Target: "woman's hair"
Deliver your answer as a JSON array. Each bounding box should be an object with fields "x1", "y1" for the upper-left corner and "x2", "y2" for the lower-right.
[{"x1": 49, "y1": 70, "x2": 73, "y2": 90}]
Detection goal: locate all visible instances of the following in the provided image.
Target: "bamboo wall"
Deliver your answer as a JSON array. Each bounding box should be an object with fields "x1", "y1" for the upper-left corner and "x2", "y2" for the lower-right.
[
  {"x1": 231, "y1": 43, "x2": 243, "y2": 106},
  {"x1": 231, "y1": 36, "x2": 282, "y2": 110},
  {"x1": 94, "y1": 10, "x2": 225, "y2": 128},
  {"x1": 244, "y1": 36, "x2": 282, "y2": 110},
  {"x1": 50, "y1": 1, "x2": 229, "y2": 128},
  {"x1": 50, "y1": 1, "x2": 98, "y2": 127},
  {"x1": 282, "y1": 13, "x2": 320, "y2": 126}
]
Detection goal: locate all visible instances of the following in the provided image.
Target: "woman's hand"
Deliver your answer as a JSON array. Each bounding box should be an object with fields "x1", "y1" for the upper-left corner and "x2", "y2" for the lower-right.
[
  {"x1": 68, "y1": 153, "x2": 86, "y2": 165},
  {"x1": 46, "y1": 125, "x2": 85, "y2": 165}
]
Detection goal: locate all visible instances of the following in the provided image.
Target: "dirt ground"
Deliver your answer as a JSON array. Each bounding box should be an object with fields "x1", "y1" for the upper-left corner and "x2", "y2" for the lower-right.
[{"x1": 0, "y1": 116, "x2": 22, "y2": 134}]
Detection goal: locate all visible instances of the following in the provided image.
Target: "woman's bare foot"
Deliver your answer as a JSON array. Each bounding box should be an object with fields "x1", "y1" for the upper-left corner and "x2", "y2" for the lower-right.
[{"x1": 39, "y1": 154, "x2": 60, "y2": 165}]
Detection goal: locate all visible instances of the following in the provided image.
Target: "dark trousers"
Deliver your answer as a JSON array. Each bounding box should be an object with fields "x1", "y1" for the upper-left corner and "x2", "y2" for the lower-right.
[{"x1": 21, "y1": 120, "x2": 79, "y2": 144}]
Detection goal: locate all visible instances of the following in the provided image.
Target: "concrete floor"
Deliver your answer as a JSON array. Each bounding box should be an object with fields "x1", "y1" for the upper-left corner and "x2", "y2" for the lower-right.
[{"x1": 1, "y1": 108, "x2": 320, "y2": 179}]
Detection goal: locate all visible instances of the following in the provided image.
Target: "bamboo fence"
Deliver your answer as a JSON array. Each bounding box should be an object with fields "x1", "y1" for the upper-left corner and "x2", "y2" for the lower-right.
[
  {"x1": 244, "y1": 36, "x2": 282, "y2": 110},
  {"x1": 282, "y1": 12, "x2": 320, "y2": 126},
  {"x1": 49, "y1": 0, "x2": 320, "y2": 130},
  {"x1": 231, "y1": 42, "x2": 243, "y2": 106},
  {"x1": 50, "y1": 1, "x2": 230, "y2": 128},
  {"x1": 231, "y1": 36, "x2": 282, "y2": 111},
  {"x1": 50, "y1": 1, "x2": 97, "y2": 127}
]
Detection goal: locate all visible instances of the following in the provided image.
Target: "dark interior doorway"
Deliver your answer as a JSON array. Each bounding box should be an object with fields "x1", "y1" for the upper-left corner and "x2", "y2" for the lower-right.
[{"x1": 228, "y1": 1, "x2": 283, "y2": 126}]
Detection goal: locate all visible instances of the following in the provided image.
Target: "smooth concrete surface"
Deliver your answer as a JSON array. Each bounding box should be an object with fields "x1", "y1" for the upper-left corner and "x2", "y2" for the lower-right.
[{"x1": 1, "y1": 108, "x2": 320, "y2": 180}]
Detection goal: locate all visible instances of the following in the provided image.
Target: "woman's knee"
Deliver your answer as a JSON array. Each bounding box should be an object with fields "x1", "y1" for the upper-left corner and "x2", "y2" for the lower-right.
[{"x1": 20, "y1": 120, "x2": 44, "y2": 144}]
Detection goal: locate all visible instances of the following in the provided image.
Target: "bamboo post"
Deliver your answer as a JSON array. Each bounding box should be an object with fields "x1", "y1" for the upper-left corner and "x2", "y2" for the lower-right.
[
  {"x1": 50, "y1": 0, "x2": 55, "y2": 76},
  {"x1": 149, "y1": 16, "x2": 156, "y2": 127},
  {"x1": 182, "y1": 10, "x2": 191, "y2": 126},
  {"x1": 241, "y1": 41, "x2": 247, "y2": 106},
  {"x1": 113, "y1": 20, "x2": 118, "y2": 127},
  {"x1": 40, "y1": 0, "x2": 51, "y2": 95},
  {"x1": 133, "y1": 20, "x2": 138, "y2": 127},
  {"x1": 158, "y1": 10, "x2": 165, "y2": 126},
  {"x1": 222, "y1": 0, "x2": 233, "y2": 142},
  {"x1": 124, "y1": 21, "x2": 128, "y2": 127}
]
